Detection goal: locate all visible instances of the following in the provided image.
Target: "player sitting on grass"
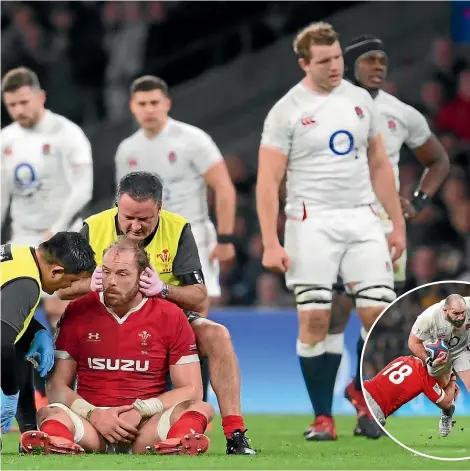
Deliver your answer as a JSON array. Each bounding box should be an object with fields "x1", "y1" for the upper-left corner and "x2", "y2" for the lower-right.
[
  {"x1": 20, "y1": 239, "x2": 214, "y2": 455},
  {"x1": 363, "y1": 354, "x2": 459, "y2": 437}
]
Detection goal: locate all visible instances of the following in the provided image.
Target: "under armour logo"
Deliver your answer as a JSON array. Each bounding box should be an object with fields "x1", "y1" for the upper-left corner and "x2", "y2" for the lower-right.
[{"x1": 88, "y1": 333, "x2": 100, "y2": 340}]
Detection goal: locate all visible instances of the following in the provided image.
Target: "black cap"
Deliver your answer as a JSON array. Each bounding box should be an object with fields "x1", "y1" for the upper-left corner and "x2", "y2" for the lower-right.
[{"x1": 344, "y1": 35, "x2": 387, "y2": 86}]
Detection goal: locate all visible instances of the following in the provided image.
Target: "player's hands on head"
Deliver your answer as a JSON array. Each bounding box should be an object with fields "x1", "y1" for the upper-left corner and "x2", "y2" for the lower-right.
[
  {"x1": 399, "y1": 197, "x2": 417, "y2": 220},
  {"x1": 25, "y1": 329, "x2": 54, "y2": 377},
  {"x1": 387, "y1": 227, "x2": 406, "y2": 263},
  {"x1": 90, "y1": 266, "x2": 103, "y2": 292},
  {"x1": 89, "y1": 405, "x2": 139, "y2": 444},
  {"x1": 139, "y1": 265, "x2": 164, "y2": 297},
  {"x1": 209, "y1": 243, "x2": 235, "y2": 265},
  {"x1": 262, "y1": 243, "x2": 290, "y2": 273}
]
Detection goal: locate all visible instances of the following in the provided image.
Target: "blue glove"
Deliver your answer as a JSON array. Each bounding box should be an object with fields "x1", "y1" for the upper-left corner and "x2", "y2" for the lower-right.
[
  {"x1": 1, "y1": 390, "x2": 19, "y2": 434},
  {"x1": 25, "y1": 329, "x2": 54, "y2": 377}
]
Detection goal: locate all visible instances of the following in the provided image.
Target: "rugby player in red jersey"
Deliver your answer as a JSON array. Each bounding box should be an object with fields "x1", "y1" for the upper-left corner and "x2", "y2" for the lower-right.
[
  {"x1": 363, "y1": 355, "x2": 458, "y2": 431},
  {"x1": 20, "y1": 239, "x2": 214, "y2": 455}
]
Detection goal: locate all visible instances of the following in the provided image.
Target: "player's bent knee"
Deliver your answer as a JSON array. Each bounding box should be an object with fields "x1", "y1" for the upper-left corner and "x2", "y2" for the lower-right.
[
  {"x1": 194, "y1": 321, "x2": 232, "y2": 352},
  {"x1": 295, "y1": 285, "x2": 332, "y2": 311},
  {"x1": 351, "y1": 282, "x2": 396, "y2": 309}
]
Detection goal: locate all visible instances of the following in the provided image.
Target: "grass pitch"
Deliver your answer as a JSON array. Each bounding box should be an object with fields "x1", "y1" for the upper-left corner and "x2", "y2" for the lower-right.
[{"x1": 1, "y1": 414, "x2": 469, "y2": 469}]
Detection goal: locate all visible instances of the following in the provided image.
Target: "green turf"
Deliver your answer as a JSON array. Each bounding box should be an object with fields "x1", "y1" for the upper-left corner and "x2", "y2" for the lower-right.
[
  {"x1": 384, "y1": 414, "x2": 470, "y2": 459},
  {"x1": 1, "y1": 415, "x2": 469, "y2": 469}
]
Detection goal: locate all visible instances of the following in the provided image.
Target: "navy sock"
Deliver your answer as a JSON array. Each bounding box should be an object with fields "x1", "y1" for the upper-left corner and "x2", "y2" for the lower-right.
[
  {"x1": 354, "y1": 335, "x2": 365, "y2": 391},
  {"x1": 323, "y1": 353, "x2": 342, "y2": 415},
  {"x1": 298, "y1": 348, "x2": 330, "y2": 417}
]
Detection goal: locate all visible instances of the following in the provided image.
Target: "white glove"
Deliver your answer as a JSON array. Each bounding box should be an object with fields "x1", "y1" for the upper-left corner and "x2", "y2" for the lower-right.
[{"x1": 90, "y1": 266, "x2": 103, "y2": 292}]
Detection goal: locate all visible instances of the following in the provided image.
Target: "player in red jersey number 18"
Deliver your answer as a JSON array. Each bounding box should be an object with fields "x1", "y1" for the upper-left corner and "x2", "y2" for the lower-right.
[
  {"x1": 363, "y1": 355, "x2": 458, "y2": 432},
  {"x1": 20, "y1": 239, "x2": 214, "y2": 455}
]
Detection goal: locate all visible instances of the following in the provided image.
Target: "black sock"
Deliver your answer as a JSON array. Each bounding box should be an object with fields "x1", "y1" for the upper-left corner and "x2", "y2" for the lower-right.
[
  {"x1": 299, "y1": 353, "x2": 330, "y2": 417},
  {"x1": 323, "y1": 353, "x2": 342, "y2": 415},
  {"x1": 200, "y1": 357, "x2": 210, "y2": 402},
  {"x1": 16, "y1": 362, "x2": 37, "y2": 433},
  {"x1": 354, "y1": 335, "x2": 365, "y2": 391}
]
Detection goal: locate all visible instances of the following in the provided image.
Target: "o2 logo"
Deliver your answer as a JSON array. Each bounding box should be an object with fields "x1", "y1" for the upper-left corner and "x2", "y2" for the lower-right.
[
  {"x1": 329, "y1": 130, "x2": 357, "y2": 158},
  {"x1": 13, "y1": 163, "x2": 42, "y2": 197}
]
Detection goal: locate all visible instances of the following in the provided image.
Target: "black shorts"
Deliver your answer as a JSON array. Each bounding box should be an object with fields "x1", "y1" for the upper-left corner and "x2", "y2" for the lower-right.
[{"x1": 185, "y1": 311, "x2": 203, "y2": 324}]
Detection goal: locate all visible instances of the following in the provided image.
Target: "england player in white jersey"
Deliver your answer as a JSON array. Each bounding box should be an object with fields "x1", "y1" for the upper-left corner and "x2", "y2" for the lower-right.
[
  {"x1": 256, "y1": 22, "x2": 406, "y2": 441},
  {"x1": 329, "y1": 35, "x2": 451, "y2": 439},
  {"x1": 409, "y1": 294, "x2": 470, "y2": 436},
  {"x1": 1, "y1": 67, "x2": 93, "y2": 323},
  {"x1": 114, "y1": 76, "x2": 236, "y2": 304}
]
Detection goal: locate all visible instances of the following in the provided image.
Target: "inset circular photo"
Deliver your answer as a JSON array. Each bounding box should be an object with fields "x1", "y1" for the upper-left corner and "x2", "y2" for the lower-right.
[{"x1": 361, "y1": 281, "x2": 470, "y2": 460}]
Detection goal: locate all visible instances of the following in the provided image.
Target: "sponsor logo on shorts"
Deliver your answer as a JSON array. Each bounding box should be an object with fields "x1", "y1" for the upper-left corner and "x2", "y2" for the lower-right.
[{"x1": 87, "y1": 358, "x2": 150, "y2": 372}]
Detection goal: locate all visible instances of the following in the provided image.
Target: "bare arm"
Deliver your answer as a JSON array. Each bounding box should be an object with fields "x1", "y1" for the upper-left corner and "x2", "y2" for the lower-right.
[
  {"x1": 167, "y1": 283, "x2": 207, "y2": 314},
  {"x1": 413, "y1": 135, "x2": 451, "y2": 198},
  {"x1": 204, "y1": 161, "x2": 236, "y2": 236},
  {"x1": 46, "y1": 358, "x2": 81, "y2": 406},
  {"x1": 368, "y1": 134, "x2": 405, "y2": 231},
  {"x1": 408, "y1": 333, "x2": 428, "y2": 363},
  {"x1": 57, "y1": 278, "x2": 91, "y2": 301},
  {"x1": 256, "y1": 146, "x2": 288, "y2": 249},
  {"x1": 437, "y1": 378, "x2": 457, "y2": 410},
  {"x1": 157, "y1": 362, "x2": 203, "y2": 409}
]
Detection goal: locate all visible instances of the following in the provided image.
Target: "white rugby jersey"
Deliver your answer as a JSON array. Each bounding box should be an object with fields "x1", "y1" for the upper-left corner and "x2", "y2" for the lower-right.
[
  {"x1": 372, "y1": 90, "x2": 431, "y2": 219},
  {"x1": 115, "y1": 118, "x2": 222, "y2": 224},
  {"x1": 260, "y1": 79, "x2": 378, "y2": 218},
  {"x1": 411, "y1": 297, "x2": 470, "y2": 356},
  {"x1": 1, "y1": 110, "x2": 93, "y2": 235}
]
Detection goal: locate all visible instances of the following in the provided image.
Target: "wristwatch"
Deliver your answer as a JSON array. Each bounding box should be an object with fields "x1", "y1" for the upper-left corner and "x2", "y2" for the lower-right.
[{"x1": 159, "y1": 283, "x2": 169, "y2": 299}]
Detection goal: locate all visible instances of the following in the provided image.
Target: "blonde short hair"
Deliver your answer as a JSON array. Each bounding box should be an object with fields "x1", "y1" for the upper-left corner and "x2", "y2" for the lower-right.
[{"x1": 293, "y1": 22, "x2": 339, "y2": 61}]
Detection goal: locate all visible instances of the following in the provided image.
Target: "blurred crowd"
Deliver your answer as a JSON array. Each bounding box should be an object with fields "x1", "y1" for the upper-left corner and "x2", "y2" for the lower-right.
[
  {"x1": 1, "y1": 2, "x2": 470, "y2": 308},
  {"x1": 363, "y1": 282, "x2": 470, "y2": 376}
]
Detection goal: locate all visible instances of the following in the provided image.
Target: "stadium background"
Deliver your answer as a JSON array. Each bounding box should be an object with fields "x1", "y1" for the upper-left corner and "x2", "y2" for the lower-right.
[{"x1": 1, "y1": 1, "x2": 470, "y2": 417}]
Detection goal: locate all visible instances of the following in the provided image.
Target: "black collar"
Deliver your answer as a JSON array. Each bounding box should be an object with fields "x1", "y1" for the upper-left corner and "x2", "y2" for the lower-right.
[{"x1": 114, "y1": 214, "x2": 159, "y2": 248}]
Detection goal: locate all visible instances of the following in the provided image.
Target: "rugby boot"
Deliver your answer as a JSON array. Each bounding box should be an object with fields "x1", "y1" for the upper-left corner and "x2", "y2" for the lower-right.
[
  {"x1": 20, "y1": 431, "x2": 84, "y2": 455},
  {"x1": 146, "y1": 432, "x2": 210, "y2": 455},
  {"x1": 305, "y1": 416, "x2": 337, "y2": 441},
  {"x1": 226, "y1": 429, "x2": 257, "y2": 454}
]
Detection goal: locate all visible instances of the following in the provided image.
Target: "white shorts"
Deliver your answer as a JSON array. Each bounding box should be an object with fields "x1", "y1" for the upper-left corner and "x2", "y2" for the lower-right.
[
  {"x1": 47, "y1": 403, "x2": 178, "y2": 444},
  {"x1": 191, "y1": 220, "x2": 221, "y2": 298},
  {"x1": 284, "y1": 206, "x2": 394, "y2": 289},
  {"x1": 378, "y1": 215, "x2": 407, "y2": 284},
  {"x1": 364, "y1": 389, "x2": 386, "y2": 426}
]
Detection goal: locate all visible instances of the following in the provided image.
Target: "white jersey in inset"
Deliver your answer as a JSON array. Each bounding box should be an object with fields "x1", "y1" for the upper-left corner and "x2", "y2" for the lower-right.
[
  {"x1": 1, "y1": 110, "x2": 93, "y2": 236},
  {"x1": 114, "y1": 117, "x2": 223, "y2": 225},
  {"x1": 260, "y1": 79, "x2": 379, "y2": 218},
  {"x1": 411, "y1": 297, "x2": 470, "y2": 356},
  {"x1": 371, "y1": 90, "x2": 431, "y2": 221}
]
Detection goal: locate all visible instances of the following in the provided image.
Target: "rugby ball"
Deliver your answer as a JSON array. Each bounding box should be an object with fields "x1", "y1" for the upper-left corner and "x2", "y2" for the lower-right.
[{"x1": 425, "y1": 339, "x2": 449, "y2": 362}]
